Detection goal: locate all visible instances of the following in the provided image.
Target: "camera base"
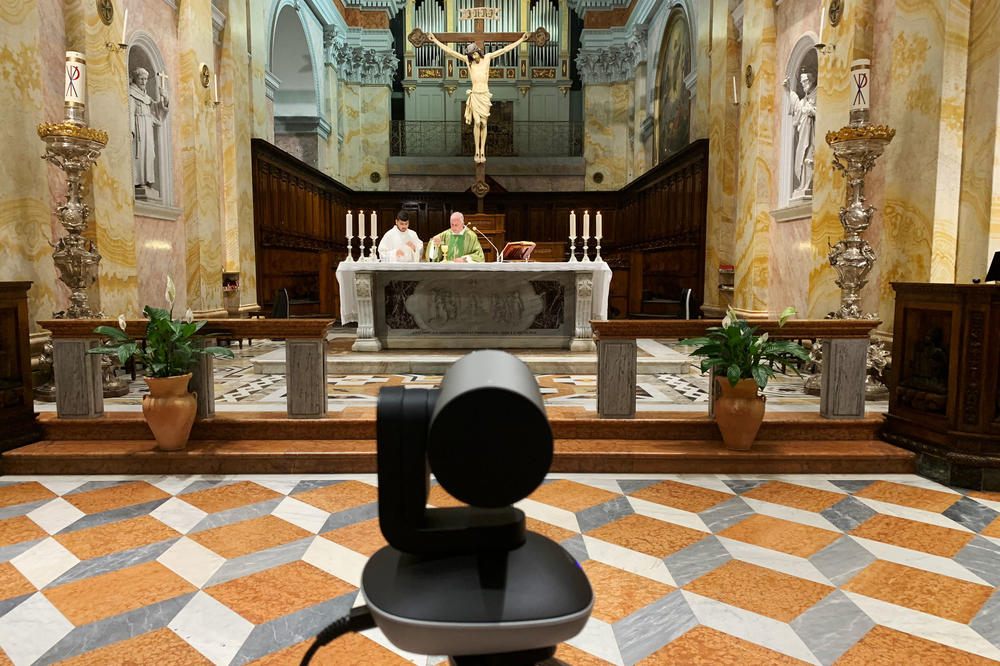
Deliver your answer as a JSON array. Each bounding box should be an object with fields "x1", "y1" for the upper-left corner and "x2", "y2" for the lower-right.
[{"x1": 449, "y1": 646, "x2": 559, "y2": 665}]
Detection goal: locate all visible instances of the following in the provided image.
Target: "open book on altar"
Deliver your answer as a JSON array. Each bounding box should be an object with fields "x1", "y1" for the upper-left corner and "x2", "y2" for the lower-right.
[{"x1": 501, "y1": 241, "x2": 537, "y2": 262}]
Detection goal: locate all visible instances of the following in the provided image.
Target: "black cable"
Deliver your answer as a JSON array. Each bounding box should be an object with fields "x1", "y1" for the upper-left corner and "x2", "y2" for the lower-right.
[{"x1": 299, "y1": 605, "x2": 376, "y2": 666}]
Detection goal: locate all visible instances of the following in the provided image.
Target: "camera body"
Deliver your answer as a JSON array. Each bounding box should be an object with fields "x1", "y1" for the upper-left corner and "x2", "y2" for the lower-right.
[{"x1": 361, "y1": 351, "x2": 593, "y2": 662}]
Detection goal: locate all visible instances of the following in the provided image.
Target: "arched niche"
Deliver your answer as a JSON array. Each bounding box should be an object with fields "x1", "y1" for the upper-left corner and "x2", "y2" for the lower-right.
[
  {"x1": 268, "y1": 3, "x2": 326, "y2": 166},
  {"x1": 269, "y1": 4, "x2": 319, "y2": 118},
  {"x1": 127, "y1": 31, "x2": 174, "y2": 207},
  {"x1": 781, "y1": 35, "x2": 818, "y2": 206},
  {"x1": 654, "y1": 8, "x2": 692, "y2": 164}
]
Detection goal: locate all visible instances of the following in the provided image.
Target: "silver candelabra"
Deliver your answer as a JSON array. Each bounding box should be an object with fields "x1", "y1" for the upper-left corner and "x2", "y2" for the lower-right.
[
  {"x1": 804, "y1": 108, "x2": 895, "y2": 399},
  {"x1": 36, "y1": 107, "x2": 129, "y2": 398}
]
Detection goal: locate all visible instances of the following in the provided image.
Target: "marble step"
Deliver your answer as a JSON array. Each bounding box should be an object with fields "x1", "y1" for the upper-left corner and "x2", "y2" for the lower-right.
[
  {"x1": 35, "y1": 411, "x2": 883, "y2": 442},
  {"x1": 2, "y1": 438, "x2": 914, "y2": 475}
]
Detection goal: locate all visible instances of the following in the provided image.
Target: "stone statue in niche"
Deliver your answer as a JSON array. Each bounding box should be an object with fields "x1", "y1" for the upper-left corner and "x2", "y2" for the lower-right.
[
  {"x1": 128, "y1": 67, "x2": 169, "y2": 201},
  {"x1": 784, "y1": 67, "x2": 817, "y2": 199}
]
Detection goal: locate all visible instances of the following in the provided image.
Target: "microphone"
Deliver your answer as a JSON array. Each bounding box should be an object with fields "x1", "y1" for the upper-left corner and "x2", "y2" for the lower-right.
[{"x1": 470, "y1": 225, "x2": 502, "y2": 263}]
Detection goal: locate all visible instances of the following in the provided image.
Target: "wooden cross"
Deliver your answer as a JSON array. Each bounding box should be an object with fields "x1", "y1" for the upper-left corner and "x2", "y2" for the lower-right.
[{"x1": 408, "y1": 0, "x2": 549, "y2": 52}]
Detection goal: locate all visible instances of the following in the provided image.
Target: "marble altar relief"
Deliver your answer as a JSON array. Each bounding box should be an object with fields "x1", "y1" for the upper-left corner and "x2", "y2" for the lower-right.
[{"x1": 403, "y1": 278, "x2": 544, "y2": 333}]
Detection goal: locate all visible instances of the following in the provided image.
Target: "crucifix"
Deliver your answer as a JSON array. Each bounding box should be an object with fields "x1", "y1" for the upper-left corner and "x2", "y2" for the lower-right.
[{"x1": 409, "y1": 1, "x2": 549, "y2": 210}]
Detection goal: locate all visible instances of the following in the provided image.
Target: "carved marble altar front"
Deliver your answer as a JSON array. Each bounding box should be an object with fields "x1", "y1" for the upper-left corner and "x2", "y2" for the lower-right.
[{"x1": 336, "y1": 263, "x2": 612, "y2": 351}]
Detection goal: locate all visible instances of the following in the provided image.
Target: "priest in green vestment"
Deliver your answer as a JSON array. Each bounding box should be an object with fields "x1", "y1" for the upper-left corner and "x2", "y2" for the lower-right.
[{"x1": 426, "y1": 212, "x2": 485, "y2": 263}]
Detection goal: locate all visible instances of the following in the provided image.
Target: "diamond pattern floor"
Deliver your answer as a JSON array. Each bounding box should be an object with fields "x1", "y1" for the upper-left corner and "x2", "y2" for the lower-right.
[{"x1": 0, "y1": 474, "x2": 997, "y2": 665}]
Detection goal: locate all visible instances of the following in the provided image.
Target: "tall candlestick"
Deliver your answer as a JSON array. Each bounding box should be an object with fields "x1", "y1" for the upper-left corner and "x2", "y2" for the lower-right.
[
  {"x1": 121, "y1": 8, "x2": 129, "y2": 44},
  {"x1": 596, "y1": 211, "x2": 602, "y2": 239},
  {"x1": 582, "y1": 210, "x2": 590, "y2": 241},
  {"x1": 358, "y1": 211, "x2": 366, "y2": 260},
  {"x1": 64, "y1": 52, "x2": 86, "y2": 110},
  {"x1": 213, "y1": 74, "x2": 219, "y2": 104},
  {"x1": 569, "y1": 210, "x2": 576, "y2": 238},
  {"x1": 371, "y1": 211, "x2": 378, "y2": 239},
  {"x1": 346, "y1": 210, "x2": 352, "y2": 238},
  {"x1": 732, "y1": 75, "x2": 738, "y2": 105}
]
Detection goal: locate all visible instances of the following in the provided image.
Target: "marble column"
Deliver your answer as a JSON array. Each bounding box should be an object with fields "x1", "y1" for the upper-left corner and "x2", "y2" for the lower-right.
[
  {"x1": 219, "y1": 0, "x2": 258, "y2": 312},
  {"x1": 0, "y1": 1, "x2": 59, "y2": 329},
  {"x1": 339, "y1": 81, "x2": 362, "y2": 188},
  {"x1": 247, "y1": 0, "x2": 271, "y2": 140},
  {"x1": 64, "y1": 2, "x2": 140, "y2": 319},
  {"x1": 876, "y1": 0, "x2": 970, "y2": 331},
  {"x1": 956, "y1": 0, "x2": 1000, "y2": 282},
  {"x1": 179, "y1": 0, "x2": 225, "y2": 316},
  {"x1": 703, "y1": 0, "x2": 740, "y2": 316},
  {"x1": 733, "y1": 0, "x2": 776, "y2": 314}
]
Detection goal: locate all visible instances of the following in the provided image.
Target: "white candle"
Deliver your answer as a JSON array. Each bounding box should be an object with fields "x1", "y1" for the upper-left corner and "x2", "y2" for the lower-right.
[
  {"x1": 569, "y1": 210, "x2": 576, "y2": 238},
  {"x1": 850, "y1": 59, "x2": 871, "y2": 111},
  {"x1": 213, "y1": 73, "x2": 219, "y2": 103},
  {"x1": 371, "y1": 211, "x2": 378, "y2": 238},
  {"x1": 64, "y1": 51, "x2": 86, "y2": 108},
  {"x1": 358, "y1": 210, "x2": 366, "y2": 238},
  {"x1": 596, "y1": 211, "x2": 602, "y2": 239},
  {"x1": 583, "y1": 210, "x2": 590, "y2": 240},
  {"x1": 732, "y1": 75, "x2": 738, "y2": 104},
  {"x1": 346, "y1": 210, "x2": 352, "y2": 238},
  {"x1": 121, "y1": 8, "x2": 129, "y2": 44}
]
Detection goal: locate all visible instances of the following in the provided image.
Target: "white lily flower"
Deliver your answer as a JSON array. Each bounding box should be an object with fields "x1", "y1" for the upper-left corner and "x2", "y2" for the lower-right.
[
  {"x1": 165, "y1": 276, "x2": 177, "y2": 307},
  {"x1": 721, "y1": 311, "x2": 733, "y2": 328},
  {"x1": 759, "y1": 332, "x2": 768, "y2": 344},
  {"x1": 117, "y1": 314, "x2": 127, "y2": 331},
  {"x1": 184, "y1": 308, "x2": 194, "y2": 324}
]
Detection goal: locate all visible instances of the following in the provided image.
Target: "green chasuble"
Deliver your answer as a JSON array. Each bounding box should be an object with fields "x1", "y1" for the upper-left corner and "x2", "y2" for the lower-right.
[{"x1": 426, "y1": 227, "x2": 485, "y2": 262}]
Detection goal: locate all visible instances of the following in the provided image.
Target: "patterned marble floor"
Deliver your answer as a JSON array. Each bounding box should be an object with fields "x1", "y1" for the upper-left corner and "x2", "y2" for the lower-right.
[
  {"x1": 0, "y1": 473, "x2": 997, "y2": 665},
  {"x1": 32, "y1": 340, "x2": 888, "y2": 415}
]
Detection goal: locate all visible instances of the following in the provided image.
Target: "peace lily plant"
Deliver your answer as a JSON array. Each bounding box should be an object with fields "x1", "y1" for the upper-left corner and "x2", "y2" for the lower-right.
[
  {"x1": 88, "y1": 276, "x2": 234, "y2": 377},
  {"x1": 680, "y1": 306, "x2": 809, "y2": 389}
]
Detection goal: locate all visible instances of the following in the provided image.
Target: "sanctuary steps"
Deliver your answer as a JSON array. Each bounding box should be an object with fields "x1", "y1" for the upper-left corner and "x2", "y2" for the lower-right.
[{"x1": 2, "y1": 411, "x2": 914, "y2": 475}]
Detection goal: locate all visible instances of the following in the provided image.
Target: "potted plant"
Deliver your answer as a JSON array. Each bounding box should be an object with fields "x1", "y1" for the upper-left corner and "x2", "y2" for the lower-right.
[
  {"x1": 88, "y1": 277, "x2": 234, "y2": 451},
  {"x1": 680, "y1": 307, "x2": 809, "y2": 450}
]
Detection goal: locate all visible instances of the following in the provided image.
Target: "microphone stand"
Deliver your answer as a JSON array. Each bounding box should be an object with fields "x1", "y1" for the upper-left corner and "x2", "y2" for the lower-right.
[{"x1": 470, "y1": 225, "x2": 502, "y2": 263}]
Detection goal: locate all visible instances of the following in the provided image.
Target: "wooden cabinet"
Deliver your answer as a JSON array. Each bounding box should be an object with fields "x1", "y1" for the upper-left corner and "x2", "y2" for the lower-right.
[
  {"x1": 0, "y1": 282, "x2": 41, "y2": 452},
  {"x1": 881, "y1": 283, "x2": 1000, "y2": 490}
]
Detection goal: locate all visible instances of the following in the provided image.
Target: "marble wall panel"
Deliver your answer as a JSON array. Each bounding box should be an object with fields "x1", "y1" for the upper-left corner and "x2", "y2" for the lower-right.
[
  {"x1": 339, "y1": 82, "x2": 362, "y2": 188},
  {"x1": 583, "y1": 82, "x2": 631, "y2": 191},
  {"x1": 955, "y1": 0, "x2": 1000, "y2": 282},
  {"x1": 248, "y1": 1, "x2": 271, "y2": 140},
  {"x1": 179, "y1": 0, "x2": 224, "y2": 315},
  {"x1": 135, "y1": 215, "x2": 187, "y2": 313},
  {"x1": 361, "y1": 85, "x2": 390, "y2": 191},
  {"x1": 703, "y1": 0, "x2": 739, "y2": 314},
  {"x1": 219, "y1": 0, "x2": 257, "y2": 310},
  {"x1": 733, "y1": 0, "x2": 776, "y2": 314}
]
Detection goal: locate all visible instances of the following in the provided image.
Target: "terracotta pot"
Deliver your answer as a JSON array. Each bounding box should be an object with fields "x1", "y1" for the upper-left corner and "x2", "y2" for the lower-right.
[
  {"x1": 143, "y1": 373, "x2": 197, "y2": 451},
  {"x1": 714, "y1": 377, "x2": 766, "y2": 451}
]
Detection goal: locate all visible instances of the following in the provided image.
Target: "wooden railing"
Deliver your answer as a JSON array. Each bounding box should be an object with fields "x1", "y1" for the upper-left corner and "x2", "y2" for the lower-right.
[
  {"x1": 592, "y1": 319, "x2": 880, "y2": 419},
  {"x1": 39, "y1": 319, "x2": 334, "y2": 420}
]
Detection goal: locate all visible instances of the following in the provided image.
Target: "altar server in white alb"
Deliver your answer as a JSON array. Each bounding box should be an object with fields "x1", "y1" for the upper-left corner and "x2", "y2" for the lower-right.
[{"x1": 378, "y1": 211, "x2": 423, "y2": 262}]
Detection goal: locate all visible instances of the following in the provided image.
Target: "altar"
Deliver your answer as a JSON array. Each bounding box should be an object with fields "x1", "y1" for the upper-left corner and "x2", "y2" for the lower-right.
[{"x1": 336, "y1": 262, "x2": 612, "y2": 351}]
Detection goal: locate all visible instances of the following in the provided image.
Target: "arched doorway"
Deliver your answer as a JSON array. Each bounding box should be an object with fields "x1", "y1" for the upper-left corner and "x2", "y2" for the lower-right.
[{"x1": 269, "y1": 4, "x2": 325, "y2": 166}]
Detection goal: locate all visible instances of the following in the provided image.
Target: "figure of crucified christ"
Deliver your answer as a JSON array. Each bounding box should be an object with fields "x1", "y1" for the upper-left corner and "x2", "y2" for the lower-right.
[{"x1": 426, "y1": 32, "x2": 529, "y2": 164}]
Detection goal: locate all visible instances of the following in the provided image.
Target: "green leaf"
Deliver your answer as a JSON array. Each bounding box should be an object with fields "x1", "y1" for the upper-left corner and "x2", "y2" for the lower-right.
[
  {"x1": 94, "y1": 325, "x2": 129, "y2": 341},
  {"x1": 778, "y1": 306, "x2": 797, "y2": 327},
  {"x1": 200, "y1": 346, "x2": 236, "y2": 358},
  {"x1": 751, "y1": 365, "x2": 769, "y2": 389},
  {"x1": 116, "y1": 343, "x2": 139, "y2": 366},
  {"x1": 726, "y1": 364, "x2": 741, "y2": 387}
]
